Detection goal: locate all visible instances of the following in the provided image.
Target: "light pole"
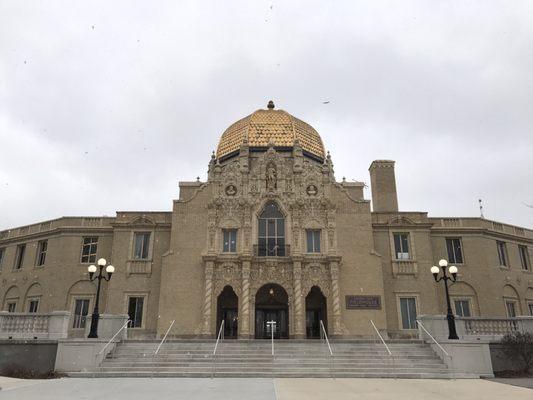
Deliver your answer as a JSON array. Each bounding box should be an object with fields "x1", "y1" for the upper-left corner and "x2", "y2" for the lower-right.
[
  {"x1": 87, "y1": 258, "x2": 115, "y2": 338},
  {"x1": 431, "y1": 259, "x2": 459, "y2": 340}
]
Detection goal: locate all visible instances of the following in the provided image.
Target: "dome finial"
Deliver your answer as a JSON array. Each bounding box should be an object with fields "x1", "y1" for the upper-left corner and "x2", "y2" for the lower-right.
[{"x1": 267, "y1": 100, "x2": 275, "y2": 109}]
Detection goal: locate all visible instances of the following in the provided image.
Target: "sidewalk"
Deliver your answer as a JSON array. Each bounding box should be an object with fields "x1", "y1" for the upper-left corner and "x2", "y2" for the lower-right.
[{"x1": 0, "y1": 377, "x2": 531, "y2": 400}]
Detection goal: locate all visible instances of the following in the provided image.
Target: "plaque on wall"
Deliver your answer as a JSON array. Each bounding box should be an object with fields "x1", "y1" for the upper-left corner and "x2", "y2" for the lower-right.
[{"x1": 345, "y1": 295, "x2": 381, "y2": 310}]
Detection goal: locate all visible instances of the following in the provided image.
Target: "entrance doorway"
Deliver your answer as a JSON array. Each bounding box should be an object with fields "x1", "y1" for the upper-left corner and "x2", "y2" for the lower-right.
[
  {"x1": 255, "y1": 283, "x2": 289, "y2": 339},
  {"x1": 217, "y1": 286, "x2": 238, "y2": 338},
  {"x1": 305, "y1": 286, "x2": 327, "y2": 338}
]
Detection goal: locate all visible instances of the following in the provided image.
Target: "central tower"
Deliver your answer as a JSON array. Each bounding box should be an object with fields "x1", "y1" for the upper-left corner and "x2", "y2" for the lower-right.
[{"x1": 157, "y1": 102, "x2": 387, "y2": 340}]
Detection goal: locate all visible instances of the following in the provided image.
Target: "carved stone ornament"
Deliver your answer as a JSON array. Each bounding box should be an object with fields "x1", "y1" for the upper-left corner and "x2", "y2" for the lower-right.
[
  {"x1": 225, "y1": 184, "x2": 237, "y2": 196},
  {"x1": 306, "y1": 184, "x2": 318, "y2": 196}
]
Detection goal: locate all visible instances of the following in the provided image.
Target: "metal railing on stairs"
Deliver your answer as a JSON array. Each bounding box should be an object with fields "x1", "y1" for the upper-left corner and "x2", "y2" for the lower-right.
[
  {"x1": 416, "y1": 320, "x2": 454, "y2": 379},
  {"x1": 92, "y1": 319, "x2": 131, "y2": 378},
  {"x1": 211, "y1": 320, "x2": 224, "y2": 378},
  {"x1": 151, "y1": 319, "x2": 175, "y2": 378},
  {"x1": 370, "y1": 320, "x2": 395, "y2": 378},
  {"x1": 319, "y1": 320, "x2": 335, "y2": 379}
]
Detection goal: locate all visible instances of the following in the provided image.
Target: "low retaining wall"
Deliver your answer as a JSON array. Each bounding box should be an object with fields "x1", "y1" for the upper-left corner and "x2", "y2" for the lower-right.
[{"x1": 0, "y1": 339, "x2": 58, "y2": 376}]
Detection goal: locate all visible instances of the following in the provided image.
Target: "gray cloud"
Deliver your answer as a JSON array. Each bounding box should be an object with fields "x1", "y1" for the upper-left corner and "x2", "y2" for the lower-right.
[{"x1": 1, "y1": 0, "x2": 532, "y2": 229}]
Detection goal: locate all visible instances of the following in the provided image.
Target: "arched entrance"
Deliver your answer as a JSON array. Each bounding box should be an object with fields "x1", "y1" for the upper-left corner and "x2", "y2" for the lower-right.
[
  {"x1": 305, "y1": 286, "x2": 327, "y2": 338},
  {"x1": 255, "y1": 283, "x2": 289, "y2": 339},
  {"x1": 217, "y1": 286, "x2": 238, "y2": 338}
]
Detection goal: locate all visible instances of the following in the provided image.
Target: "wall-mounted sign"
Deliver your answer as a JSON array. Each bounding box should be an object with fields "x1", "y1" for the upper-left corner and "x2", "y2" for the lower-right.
[{"x1": 345, "y1": 295, "x2": 381, "y2": 310}]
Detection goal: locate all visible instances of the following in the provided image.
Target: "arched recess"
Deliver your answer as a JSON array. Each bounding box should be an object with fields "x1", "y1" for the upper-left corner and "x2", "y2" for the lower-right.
[
  {"x1": 65, "y1": 280, "x2": 96, "y2": 330},
  {"x1": 257, "y1": 201, "x2": 286, "y2": 256},
  {"x1": 216, "y1": 285, "x2": 238, "y2": 339},
  {"x1": 255, "y1": 283, "x2": 289, "y2": 339},
  {"x1": 3, "y1": 285, "x2": 20, "y2": 312},
  {"x1": 503, "y1": 284, "x2": 521, "y2": 317},
  {"x1": 24, "y1": 283, "x2": 43, "y2": 312},
  {"x1": 449, "y1": 282, "x2": 480, "y2": 316},
  {"x1": 305, "y1": 286, "x2": 328, "y2": 338}
]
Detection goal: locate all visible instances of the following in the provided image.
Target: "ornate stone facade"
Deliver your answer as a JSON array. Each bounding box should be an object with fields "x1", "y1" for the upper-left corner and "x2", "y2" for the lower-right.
[{"x1": 1, "y1": 102, "x2": 532, "y2": 340}]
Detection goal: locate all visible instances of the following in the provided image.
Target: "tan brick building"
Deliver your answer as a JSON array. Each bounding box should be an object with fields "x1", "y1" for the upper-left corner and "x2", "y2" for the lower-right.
[{"x1": 1, "y1": 102, "x2": 532, "y2": 339}]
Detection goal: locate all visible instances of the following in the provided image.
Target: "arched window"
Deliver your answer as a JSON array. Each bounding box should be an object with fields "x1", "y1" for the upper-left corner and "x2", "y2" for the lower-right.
[{"x1": 258, "y1": 201, "x2": 285, "y2": 256}]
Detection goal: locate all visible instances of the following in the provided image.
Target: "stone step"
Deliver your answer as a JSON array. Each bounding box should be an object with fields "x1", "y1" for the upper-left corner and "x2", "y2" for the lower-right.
[
  {"x1": 69, "y1": 371, "x2": 468, "y2": 379},
  {"x1": 67, "y1": 339, "x2": 463, "y2": 379}
]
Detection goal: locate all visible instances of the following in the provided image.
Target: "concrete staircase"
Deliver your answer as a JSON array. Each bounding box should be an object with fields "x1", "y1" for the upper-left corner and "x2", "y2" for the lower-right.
[{"x1": 68, "y1": 339, "x2": 473, "y2": 378}]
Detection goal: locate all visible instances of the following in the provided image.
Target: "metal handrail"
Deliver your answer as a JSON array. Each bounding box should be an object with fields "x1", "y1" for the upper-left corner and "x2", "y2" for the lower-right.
[
  {"x1": 319, "y1": 320, "x2": 333, "y2": 356},
  {"x1": 151, "y1": 320, "x2": 175, "y2": 378},
  {"x1": 97, "y1": 319, "x2": 131, "y2": 356},
  {"x1": 92, "y1": 319, "x2": 131, "y2": 378},
  {"x1": 370, "y1": 320, "x2": 392, "y2": 355},
  {"x1": 370, "y1": 320, "x2": 395, "y2": 378},
  {"x1": 211, "y1": 320, "x2": 224, "y2": 378},
  {"x1": 271, "y1": 323, "x2": 275, "y2": 356},
  {"x1": 416, "y1": 320, "x2": 450, "y2": 357},
  {"x1": 417, "y1": 320, "x2": 454, "y2": 379},
  {"x1": 155, "y1": 320, "x2": 175, "y2": 355},
  {"x1": 319, "y1": 320, "x2": 334, "y2": 379},
  {"x1": 213, "y1": 319, "x2": 225, "y2": 355}
]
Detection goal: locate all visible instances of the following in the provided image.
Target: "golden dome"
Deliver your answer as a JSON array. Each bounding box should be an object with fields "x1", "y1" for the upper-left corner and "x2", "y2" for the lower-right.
[{"x1": 216, "y1": 101, "x2": 325, "y2": 161}]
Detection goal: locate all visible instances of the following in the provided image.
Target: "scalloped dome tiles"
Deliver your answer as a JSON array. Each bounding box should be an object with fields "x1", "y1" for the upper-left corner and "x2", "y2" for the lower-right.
[{"x1": 216, "y1": 101, "x2": 325, "y2": 161}]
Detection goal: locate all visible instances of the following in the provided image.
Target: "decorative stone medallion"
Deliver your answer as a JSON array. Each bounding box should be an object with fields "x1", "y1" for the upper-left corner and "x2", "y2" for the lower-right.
[
  {"x1": 306, "y1": 184, "x2": 318, "y2": 196},
  {"x1": 225, "y1": 184, "x2": 237, "y2": 196}
]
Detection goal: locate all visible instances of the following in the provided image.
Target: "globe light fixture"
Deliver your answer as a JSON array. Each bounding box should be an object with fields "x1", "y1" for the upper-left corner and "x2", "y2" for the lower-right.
[
  {"x1": 86, "y1": 258, "x2": 115, "y2": 338},
  {"x1": 430, "y1": 259, "x2": 459, "y2": 340}
]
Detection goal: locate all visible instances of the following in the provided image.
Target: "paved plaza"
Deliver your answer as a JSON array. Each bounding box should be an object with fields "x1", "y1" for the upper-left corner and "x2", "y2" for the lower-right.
[{"x1": 0, "y1": 377, "x2": 532, "y2": 400}]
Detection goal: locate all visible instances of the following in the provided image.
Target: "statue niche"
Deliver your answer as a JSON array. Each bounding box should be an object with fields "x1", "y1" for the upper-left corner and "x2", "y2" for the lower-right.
[{"x1": 266, "y1": 162, "x2": 277, "y2": 191}]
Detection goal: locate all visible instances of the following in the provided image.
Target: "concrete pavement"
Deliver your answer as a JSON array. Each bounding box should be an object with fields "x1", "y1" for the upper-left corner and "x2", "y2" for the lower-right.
[{"x1": 0, "y1": 377, "x2": 531, "y2": 399}]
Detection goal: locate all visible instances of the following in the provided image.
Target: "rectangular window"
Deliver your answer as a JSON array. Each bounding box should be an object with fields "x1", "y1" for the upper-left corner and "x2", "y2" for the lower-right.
[
  {"x1": 73, "y1": 299, "x2": 90, "y2": 329},
  {"x1": 134, "y1": 233, "x2": 151, "y2": 259},
  {"x1": 399, "y1": 297, "x2": 417, "y2": 329},
  {"x1": 446, "y1": 238, "x2": 464, "y2": 264},
  {"x1": 0, "y1": 247, "x2": 5, "y2": 270},
  {"x1": 81, "y1": 237, "x2": 98, "y2": 263},
  {"x1": 519, "y1": 245, "x2": 530, "y2": 271},
  {"x1": 36, "y1": 240, "x2": 48, "y2": 266},
  {"x1": 222, "y1": 229, "x2": 237, "y2": 253},
  {"x1": 454, "y1": 299, "x2": 471, "y2": 317},
  {"x1": 28, "y1": 299, "x2": 39, "y2": 313},
  {"x1": 14, "y1": 244, "x2": 26, "y2": 270},
  {"x1": 497, "y1": 241, "x2": 508, "y2": 267},
  {"x1": 393, "y1": 233, "x2": 410, "y2": 260},
  {"x1": 7, "y1": 302, "x2": 16, "y2": 313},
  {"x1": 128, "y1": 296, "x2": 145, "y2": 328},
  {"x1": 506, "y1": 301, "x2": 517, "y2": 318},
  {"x1": 306, "y1": 230, "x2": 321, "y2": 253},
  {"x1": 528, "y1": 303, "x2": 533, "y2": 316}
]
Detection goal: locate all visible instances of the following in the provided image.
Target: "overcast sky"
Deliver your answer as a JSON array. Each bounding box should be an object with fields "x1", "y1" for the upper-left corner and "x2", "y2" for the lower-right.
[{"x1": 1, "y1": 1, "x2": 532, "y2": 230}]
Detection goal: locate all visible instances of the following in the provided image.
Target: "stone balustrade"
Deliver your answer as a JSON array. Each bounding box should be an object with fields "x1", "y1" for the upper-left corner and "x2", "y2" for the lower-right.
[
  {"x1": 418, "y1": 315, "x2": 533, "y2": 342},
  {"x1": 463, "y1": 317, "x2": 520, "y2": 336},
  {"x1": 0, "y1": 311, "x2": 70, "y2": 339}
]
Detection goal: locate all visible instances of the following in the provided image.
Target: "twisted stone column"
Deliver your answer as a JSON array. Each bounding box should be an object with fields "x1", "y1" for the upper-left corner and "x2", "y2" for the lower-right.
[
  {"x1": 330, "y1": 261, "x2": 342, "y2": 336},
  {"x1": 293, "y1": 260, "x2": 304, "y2": 338},
  {"x1": 202, "y1": 261, "x2": 214, "y2": 336},
  {"x1": 240, "y1": 260, "x2": 251, "y2": 338}
]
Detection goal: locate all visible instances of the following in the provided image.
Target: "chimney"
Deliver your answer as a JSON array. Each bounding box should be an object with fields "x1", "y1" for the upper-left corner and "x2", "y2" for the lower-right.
[{"x1": 369, "y1": 160, "x2": 398, "y2": 212}]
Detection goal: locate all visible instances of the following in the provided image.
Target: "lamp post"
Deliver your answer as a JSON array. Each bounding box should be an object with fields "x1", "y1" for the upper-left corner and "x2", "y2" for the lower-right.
[
  {"x1": 87, "y1": 258, "x2": 115, "y2": 338},
  {"x1": 431, "y1": 259, "x2": 459, "y2": 340}
]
